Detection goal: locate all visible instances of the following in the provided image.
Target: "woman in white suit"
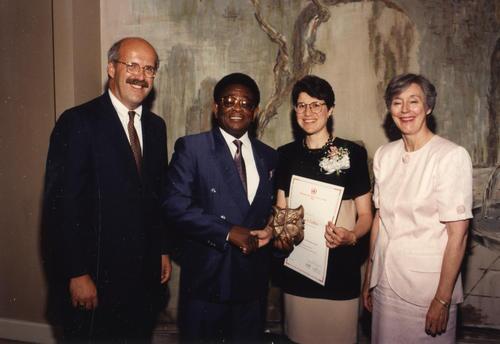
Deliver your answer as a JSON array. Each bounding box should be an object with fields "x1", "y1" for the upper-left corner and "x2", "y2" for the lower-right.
[{"x1": 361, "y1": 73, "x2": 472, "y2": 343}]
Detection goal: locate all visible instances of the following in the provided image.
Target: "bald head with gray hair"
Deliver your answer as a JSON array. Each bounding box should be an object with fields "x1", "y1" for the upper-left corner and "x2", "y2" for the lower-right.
[{"x1": 107, "y1": 37, "x2": 159, "y2": 70}]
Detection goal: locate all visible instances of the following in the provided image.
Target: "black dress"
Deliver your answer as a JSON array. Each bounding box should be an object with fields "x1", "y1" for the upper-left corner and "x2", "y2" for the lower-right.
[{"x1": 275, "y1": 137, "x2": 371, "y2": 300}]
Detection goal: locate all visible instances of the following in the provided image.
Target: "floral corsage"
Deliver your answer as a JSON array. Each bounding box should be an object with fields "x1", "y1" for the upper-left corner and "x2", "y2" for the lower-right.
[{"x1": 319, "y1": 145, "x2": 350, "y2": 175}]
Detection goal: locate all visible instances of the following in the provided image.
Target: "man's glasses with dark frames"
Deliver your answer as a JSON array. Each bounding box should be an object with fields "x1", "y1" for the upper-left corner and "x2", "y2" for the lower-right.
[
  {"x1": 219, "y1": 96, "x2": 256, "y2": 111},
  {"x1": 114, "y1": 60, "x2": 157, "y2": 78}
]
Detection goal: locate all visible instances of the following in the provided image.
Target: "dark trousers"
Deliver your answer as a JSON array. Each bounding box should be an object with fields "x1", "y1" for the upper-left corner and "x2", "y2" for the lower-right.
[
  {"x1": 178, "y1": 297, "x2": 266, "y2": 343},
  {"x1": 61, "y1": 299, "x2": 157, "y2": 343}
]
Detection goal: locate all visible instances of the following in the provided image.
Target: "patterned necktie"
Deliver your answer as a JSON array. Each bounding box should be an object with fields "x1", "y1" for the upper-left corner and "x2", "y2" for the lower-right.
[
  {"x1": 233, "y1": 139, "x2": 247, "y2": 195},
  {"x1": 127, "y1": 111, "x2": 142, "y2": 174}
]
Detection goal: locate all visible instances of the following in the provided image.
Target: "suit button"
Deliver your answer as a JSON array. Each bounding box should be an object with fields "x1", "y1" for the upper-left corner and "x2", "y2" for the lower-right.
[
  {"x1": 210, "y1": 188, "x2": 216, "y2": 193},
  {"x1": 220, "y1": 215, "x2": 226, "y2": 220}
]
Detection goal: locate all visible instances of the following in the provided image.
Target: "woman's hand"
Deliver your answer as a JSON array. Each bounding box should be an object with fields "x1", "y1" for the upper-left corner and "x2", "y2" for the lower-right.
[
  {"x1": 250, "y1": 215, "x2": 274, "y2": 248},
  {"x1": 325, "y1": 221, "x2": 357, "y2": 248},
  {"x1": 425, "y1": 219, "x2": 468, "y2": 336},
  {"x1": 363, "y1": 210, "x2": 379, "y2": 313},
  {"x1": 362, "y1": 274, "x2": 373, "y2": 312},
  {"x1": 160, "y1": 254, "x2": 172, "y2": 284},
  {"x1": 425, "y1": 297, "x2": 450, "y2": 336},
  {"x1": 250, "y1": 226, "x2": 273, "y2": 248}
]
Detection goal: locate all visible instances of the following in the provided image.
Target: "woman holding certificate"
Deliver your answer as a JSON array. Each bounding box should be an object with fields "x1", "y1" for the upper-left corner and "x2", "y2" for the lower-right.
[
  {"x1": 362, "y1": 73, "x2": 472, "y2": 343},
  {"x1": 275, "y1": 75, "x2": 373, "y2": 343}
]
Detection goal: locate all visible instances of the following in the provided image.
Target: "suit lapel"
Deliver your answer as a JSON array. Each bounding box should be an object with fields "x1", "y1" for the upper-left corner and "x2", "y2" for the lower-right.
[
  {"x1": 98, "y1": 93, "x2": 141, "y2": 183},
  {"x1": 141, "y1": 110, "x2": 154, "y2": 182},
  {"x1": 211, "y1": 129, "x2": 250, "y2": 213}
]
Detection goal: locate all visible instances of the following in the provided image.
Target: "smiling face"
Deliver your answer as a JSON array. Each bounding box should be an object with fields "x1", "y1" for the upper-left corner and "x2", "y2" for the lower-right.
[
  {"x1": 107, "y1": 38, "x2": 157, "y2": 110},
  {"x1": 295, "y1": 92, "x2": 332, "y2": 137},
  {"x1": 390, "y1": 83, "x2": 431, "y2": 138},
  {"x1": 213, "y1": 84, "x2": 257, "y2": 138}
]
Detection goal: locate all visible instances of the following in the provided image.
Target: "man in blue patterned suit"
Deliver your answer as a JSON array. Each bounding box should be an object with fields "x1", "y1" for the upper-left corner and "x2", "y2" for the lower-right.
[{"x1": 164, "y1": 73, "x2": 277, "y2": 342}]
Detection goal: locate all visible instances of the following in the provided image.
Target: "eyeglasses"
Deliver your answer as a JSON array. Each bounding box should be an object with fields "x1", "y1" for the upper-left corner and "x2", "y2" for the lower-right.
[
  {"x1": 220, "y1": 96, "x2": 255, "y2": 111},
  {"x1": 114, "y1": 60, "x2": 157, "y2": 78},
  {"x1": 295, "y1": 101, "x2": 326, "y2": 114}
]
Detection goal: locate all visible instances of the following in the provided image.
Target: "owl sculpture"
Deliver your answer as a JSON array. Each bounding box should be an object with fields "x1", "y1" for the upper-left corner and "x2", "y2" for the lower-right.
[{"x1": 271, "y1": 205, "x2": 305, "y2": 252}]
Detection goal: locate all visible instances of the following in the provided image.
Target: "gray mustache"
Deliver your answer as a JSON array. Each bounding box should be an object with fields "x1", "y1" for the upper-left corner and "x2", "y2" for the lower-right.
[{"x1": 126, "y1": 79, "x2": 149, "y2": 88}]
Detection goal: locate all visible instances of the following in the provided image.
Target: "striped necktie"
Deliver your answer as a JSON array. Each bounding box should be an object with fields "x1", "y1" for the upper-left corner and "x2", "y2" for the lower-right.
[
  {"x1": 127, "y1": 111, "x2": 142, "y2": 175},
  {"x1": 233, "y1": 139, "x2": 247, "y2": 195}
]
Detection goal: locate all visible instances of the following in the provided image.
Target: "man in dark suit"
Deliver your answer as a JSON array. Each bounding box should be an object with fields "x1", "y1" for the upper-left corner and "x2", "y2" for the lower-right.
[
  {"x1": 163, "y1": 73, "x2": 277, "y2": 342},
  {"x1": 43, "y1": 37, "x2": 171, "y2": 342}
]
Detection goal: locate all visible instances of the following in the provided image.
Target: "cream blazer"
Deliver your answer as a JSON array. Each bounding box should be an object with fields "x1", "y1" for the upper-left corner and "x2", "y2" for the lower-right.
[{"x1": 369, "y1": 135, "x2": 473, "y2": 307}]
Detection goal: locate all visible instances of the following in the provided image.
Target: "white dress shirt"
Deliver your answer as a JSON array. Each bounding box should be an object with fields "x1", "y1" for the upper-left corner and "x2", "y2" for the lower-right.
[
  {"x1": 108, "y1": 89, "x2": 143, "y2": 152},
  {"x1": 219, "y1": 128, "x2": 260, "y2": 204}
]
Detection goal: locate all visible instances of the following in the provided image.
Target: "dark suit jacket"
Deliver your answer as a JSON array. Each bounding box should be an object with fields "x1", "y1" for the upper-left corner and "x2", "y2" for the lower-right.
[
  {"x1": 163, "y1": 128, "x2": 277, "y2": 303},
  {"x1": 44, "y1": 92, "x2": 168, "y2": 309}
]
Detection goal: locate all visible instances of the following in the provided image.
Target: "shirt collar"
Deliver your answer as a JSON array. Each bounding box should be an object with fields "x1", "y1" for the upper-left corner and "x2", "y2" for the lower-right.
[
  {"x1": 108, "y1": 89, "x2": 142, "y2": 118},
  {"x1": 219, "y1": 127, "x2": 251, "y2": 148}
]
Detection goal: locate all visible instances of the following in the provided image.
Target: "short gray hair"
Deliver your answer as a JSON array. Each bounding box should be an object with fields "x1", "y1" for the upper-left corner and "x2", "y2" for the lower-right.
[{"x1": 384, "y1": 73, "x2": 437, "y2": 112}]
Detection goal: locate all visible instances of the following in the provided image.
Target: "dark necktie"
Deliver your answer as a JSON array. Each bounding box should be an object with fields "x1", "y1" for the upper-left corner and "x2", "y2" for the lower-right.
[
  {"x1": 233, "y1": 139, "x2": 247, "y2": 195},
  {"x1": 127, "y1": 111, "x2": 142, "y2": 174}
]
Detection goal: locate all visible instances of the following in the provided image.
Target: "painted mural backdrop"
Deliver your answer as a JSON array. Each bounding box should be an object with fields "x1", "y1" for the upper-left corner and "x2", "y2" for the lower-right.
[{"x1": 101, "y1": 0, "x2": 499, "y2": 329}]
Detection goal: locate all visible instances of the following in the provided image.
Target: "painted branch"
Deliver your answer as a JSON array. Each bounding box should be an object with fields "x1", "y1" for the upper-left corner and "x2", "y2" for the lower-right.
[{"x1": 252, "y1": 0, "x2": 331, "y2": 137}]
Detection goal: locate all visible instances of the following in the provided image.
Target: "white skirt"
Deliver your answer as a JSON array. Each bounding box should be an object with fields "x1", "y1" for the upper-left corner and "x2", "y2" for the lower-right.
[
  {"x1": 284, "y1": 293, "x2": 359, "y2": 344},
  {"x1": 371, "y1": 271, "x2": 457, "y2": 344}
]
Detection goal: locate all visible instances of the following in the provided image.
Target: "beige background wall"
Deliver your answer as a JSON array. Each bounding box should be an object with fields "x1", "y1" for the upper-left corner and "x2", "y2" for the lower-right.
[
  {"x1": 0, "y1": 0, "x2": 100, "y2": 342},
  {"x1": 0, "y1": 0, "x2": 55, "y2": 325}
]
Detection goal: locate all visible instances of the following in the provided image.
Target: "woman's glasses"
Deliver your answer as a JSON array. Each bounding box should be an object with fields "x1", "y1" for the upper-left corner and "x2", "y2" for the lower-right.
[{"x1": 295, "y1": 101, "x2": 326, "y2": 114}]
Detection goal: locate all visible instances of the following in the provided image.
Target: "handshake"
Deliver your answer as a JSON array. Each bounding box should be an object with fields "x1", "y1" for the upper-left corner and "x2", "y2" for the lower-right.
[{"x1": 228, "y1": 205, "x2": 305, "y2": 254}]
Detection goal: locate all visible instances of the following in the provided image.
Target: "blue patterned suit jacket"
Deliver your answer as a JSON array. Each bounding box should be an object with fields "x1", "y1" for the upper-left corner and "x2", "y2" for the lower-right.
[{"x1": 164, "y1": 127, "x2": 277, "y2": 302}]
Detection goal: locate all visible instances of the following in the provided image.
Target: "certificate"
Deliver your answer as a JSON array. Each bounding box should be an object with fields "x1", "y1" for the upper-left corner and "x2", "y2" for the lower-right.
[{"x1": 284, "y1": 175, "x2": 344, "y2": 285}]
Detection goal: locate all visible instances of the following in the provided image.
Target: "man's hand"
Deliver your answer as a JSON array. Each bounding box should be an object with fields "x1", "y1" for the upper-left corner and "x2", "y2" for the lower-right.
[
  {"x1": 228, "y1": 226, "x2": 258, "y2": 254},
  {"x1": 161, "y1": 254, "x2": 172, "y2": 284},
  {"x1": 69, "y1": 274, "x2": 98, "y2": 310}
]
